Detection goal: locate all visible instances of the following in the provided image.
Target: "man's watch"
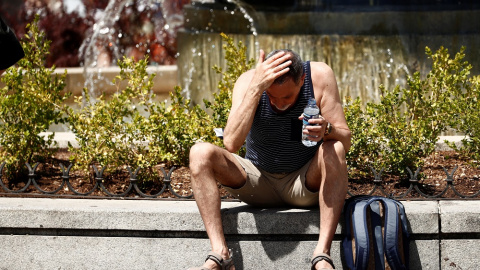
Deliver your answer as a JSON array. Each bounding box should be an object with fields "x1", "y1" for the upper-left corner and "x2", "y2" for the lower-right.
[{"x1": 324, "y1": 122, "x2": 332, "y2": 136}]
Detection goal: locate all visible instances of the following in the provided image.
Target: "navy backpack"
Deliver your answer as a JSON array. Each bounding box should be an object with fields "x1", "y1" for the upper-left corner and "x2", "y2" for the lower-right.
[{"x1": 342, "y1": 196, "x2": 410, "y2": 270}]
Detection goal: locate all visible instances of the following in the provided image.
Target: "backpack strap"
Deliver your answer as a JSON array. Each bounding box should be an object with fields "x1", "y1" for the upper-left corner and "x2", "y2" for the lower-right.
[
  {"x1": 343, "y1": 196, "x2": 370, "y2": 270},
  {"x1": 367, "y1": 197, "x2": 410, "y2": 270},
  {"x1": 397, "y1": 200, "x2": 410, "y2": 269},
  {"x1": 343, "y1": 196, "x2": 410, "y2": 270},
  {"x1": 352, "y1": 199, "x2": 371, "y2": 269},
  {"x1": 369, "y1": 201, "x2": 386, "y2": 270}
]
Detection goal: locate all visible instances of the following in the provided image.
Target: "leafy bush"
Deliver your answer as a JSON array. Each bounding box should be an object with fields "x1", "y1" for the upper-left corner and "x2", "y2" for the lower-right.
[
  {"x1": 0, "y1": 16, "x2": 69, "y2": 179},
  {"x1": 345, "y1": 46, "x2": 475, "y2": 181},
  {"x1": 343, "y1": 96, "x2": 381, "y2": 172},
  {"x1": 65, "y1": 57, "x2": 156, "y2": 175},
  {"x1": 66, "y1": 55, "x2": 216, "y2": 178},
  {"x1": 147, "y1": 86, "x2": 216, "y2": 166},
  {"x1": 441, "y1": 48, "x2": 480, "y2": 165}
]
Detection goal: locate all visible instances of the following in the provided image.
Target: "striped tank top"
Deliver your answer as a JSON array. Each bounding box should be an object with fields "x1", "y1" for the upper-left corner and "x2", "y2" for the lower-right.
[{"x1": 245, "y1": 61, "x2": 321, "y2": 173}]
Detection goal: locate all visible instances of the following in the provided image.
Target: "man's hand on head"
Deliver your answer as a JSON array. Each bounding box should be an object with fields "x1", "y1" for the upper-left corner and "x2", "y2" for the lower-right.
[{"x1": 248, "y1": 49, "x2": 292, "y2": 95}]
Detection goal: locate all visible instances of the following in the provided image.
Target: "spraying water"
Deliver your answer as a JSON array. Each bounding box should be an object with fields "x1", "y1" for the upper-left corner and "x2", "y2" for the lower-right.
[
  {"x1": 79, "y1": 0, "x2": 131, "y2": 97},
  {"x1": 78, "y1": 0, "x2": 187, "y2": 98}
]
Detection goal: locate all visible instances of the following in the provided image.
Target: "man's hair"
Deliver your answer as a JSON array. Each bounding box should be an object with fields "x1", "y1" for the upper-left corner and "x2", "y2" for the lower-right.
[{"x1": 265, "y1": 49, "x2": 304, "y2": 85}]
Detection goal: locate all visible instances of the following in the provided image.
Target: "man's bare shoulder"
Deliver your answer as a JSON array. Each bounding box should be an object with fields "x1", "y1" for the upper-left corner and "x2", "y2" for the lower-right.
[
  {"x1": 233, "y1": 69, "x2": 256, "y2": 92},
  {"x1": 309, "y1": 61, "x2": 336, "y2": 91},
  {"x1": 309, "y1": 61, "x2": 334, "y2": 77},
  {"x1": 238, "y1": 69, "x2": 255, "y2": 81}
]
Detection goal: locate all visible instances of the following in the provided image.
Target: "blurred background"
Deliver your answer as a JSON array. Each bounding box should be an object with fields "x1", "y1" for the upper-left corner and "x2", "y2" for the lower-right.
[{"x1": 0, "y1": 0, "x2": 190, "y2": 67}]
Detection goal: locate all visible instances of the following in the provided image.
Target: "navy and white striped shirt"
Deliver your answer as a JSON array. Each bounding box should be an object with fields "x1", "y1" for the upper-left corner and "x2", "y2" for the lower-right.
[{"x1": 245, "y1": 61, "x2": 320, "y2": 173}]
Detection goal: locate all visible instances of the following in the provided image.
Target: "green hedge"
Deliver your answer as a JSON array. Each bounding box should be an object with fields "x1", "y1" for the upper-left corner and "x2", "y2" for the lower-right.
[
  {"x1": 344, "y1": 46, "x2": 480, "y2": 183},
  {"x1": 1, "y1": 18, "x2": 479, "y2": 185}
]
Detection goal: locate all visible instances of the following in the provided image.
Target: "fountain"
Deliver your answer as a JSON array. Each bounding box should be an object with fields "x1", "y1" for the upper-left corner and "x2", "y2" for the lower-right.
[
  {"x1": 177, "y1": 0, "x2": 480, "y2": 106},
  {"x1": 77, "y1": 0, "x2": 186, "y2": 99},
  {"x1": 2, "y1": 0, "x2": 479, "y2": 109},
  {"x1": 0, "y1": 0, "x2": 182, "y2": 102}
]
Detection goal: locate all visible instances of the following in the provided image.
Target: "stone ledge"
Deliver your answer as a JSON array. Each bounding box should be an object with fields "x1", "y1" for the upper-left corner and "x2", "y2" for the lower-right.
[
  {"x1": 0, "y1": 198, "x2": 478, "y2": 269},
  {"x1": 42, "y1": 133, "x2": 467, "y2": 150},
  {"x1": 0, "y1": 66, "x2": 177, "y2": 98},
  {"x1": 439, "y1": 200, "x2": 480, "y2": 233},
  {"x1": 0, "y1": 198, "x2": 443, "y2": 234}
]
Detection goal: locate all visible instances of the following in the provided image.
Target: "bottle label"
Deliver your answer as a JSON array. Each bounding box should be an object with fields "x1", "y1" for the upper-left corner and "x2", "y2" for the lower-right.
[{"x1": 303, "y1": 113, "x2": 318, "y2": 125}]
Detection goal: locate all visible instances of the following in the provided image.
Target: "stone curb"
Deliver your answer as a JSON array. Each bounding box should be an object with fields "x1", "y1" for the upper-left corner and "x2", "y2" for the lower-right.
[
  {"x1": 41, "y1": 133, "x2": 467, "y2": 150},
  {"x1": 0, "y1": 198, "x2": 479, "y2": 269}
]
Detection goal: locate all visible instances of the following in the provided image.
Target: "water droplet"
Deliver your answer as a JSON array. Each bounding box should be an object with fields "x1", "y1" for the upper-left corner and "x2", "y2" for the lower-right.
[{"x1": 99, "y1": 27, "x2": 109, "y2": 35}]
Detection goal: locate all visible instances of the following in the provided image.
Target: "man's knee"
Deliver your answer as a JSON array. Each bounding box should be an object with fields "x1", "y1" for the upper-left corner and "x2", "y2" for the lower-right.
[
  {"x1": 321, "y1": 141, "x2": 347, "y2": 167},
  {"x1": 190, "y1": 142, "x2": 218, "y2": 164}
]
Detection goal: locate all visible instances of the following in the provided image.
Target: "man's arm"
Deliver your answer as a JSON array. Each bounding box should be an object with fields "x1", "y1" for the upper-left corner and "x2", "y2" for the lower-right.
[
  {"x1": 223, "y1": 50, "x2": 292, "y2": 152},
  {"x1": 302, "y1": 62, "x2": 351, "y2": 152}
]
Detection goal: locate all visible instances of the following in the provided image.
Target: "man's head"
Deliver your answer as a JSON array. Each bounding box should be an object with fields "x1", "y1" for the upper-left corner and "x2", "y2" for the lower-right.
[
  {"x1": 265, "y1": 49, "x2": 306, "y2": 113},
  {"x1": 266, "y1": 49, "x2": 304, "y2": 85}
]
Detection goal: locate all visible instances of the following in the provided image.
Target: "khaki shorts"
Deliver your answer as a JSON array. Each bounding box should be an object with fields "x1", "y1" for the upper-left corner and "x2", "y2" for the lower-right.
[{"x1": 223, "y1": 154, "x2": 319, "y2": 208}]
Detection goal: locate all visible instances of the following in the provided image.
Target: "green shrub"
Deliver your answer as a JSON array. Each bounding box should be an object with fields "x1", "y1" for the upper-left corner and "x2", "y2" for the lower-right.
[
  {"x1": 147, "y1": 86, "x2": 216, "y2": 167},
  {"x1": 345, "y1": 46, "x2": 473, "y2": 181},
  {"x1": 343, "y1": 96, "x2": 382, "y2": 172},
  {"x1": 66, "y1": 55, "x2": 216, "y2": 177},
  {"x1": 442, "y1": 48, "x2": 480, "y2": 165},
  {"x1": 65, "y1": 57, "x2": 156, "y2": 175},
  {"x1": 0, "y1": 16, "x2": 69, "y2": 179},
  {"x1": 66, "y1": 33, "x2": 255, "y2": 173}
]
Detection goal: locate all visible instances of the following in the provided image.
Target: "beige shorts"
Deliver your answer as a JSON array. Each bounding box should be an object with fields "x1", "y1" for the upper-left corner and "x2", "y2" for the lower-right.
[{"x1": 223, "y1": 154, "x2": 319, "y2": 208}]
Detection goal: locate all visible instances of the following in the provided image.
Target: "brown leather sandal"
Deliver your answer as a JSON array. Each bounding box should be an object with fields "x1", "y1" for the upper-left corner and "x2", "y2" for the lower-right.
[
  {"x1": 311, "y1": 253, "x2": 335, "y2": 270},
  {"x1": 188, "y1": 250, "x2": 234, "y2": 270}
]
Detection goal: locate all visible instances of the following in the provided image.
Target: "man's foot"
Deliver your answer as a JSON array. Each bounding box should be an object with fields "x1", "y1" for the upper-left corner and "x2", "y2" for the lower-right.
[
  {"x1": 313, "y1": 260, "x2": 334, "y2": 269},
  {"x1": 311, "y1": 253, "x2": 335, "y2": 269},
  {"x1": 188, "y1": 250, "x2": 235, "y2": 270}
]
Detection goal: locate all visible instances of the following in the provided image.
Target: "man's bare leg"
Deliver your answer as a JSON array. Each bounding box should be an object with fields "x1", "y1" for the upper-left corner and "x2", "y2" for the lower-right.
[
  {"x1": 189, "y1": 142, "x2": 247, "y2": 270},
  {"x1": 306, "y1": 141, "x2": 348, "y2": 269}
]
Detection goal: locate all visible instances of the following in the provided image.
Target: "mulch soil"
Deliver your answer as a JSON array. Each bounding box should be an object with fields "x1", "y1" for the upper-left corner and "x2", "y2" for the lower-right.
[{"x1": 1, "y1": 149, "x2": 479, "y2": 200}]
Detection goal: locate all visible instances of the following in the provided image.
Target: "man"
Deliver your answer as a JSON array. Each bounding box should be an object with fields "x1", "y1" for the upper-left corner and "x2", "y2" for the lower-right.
[
  {"x1": 0, "y1": 16, "x2": 25, "y2": 76},
  {"x1": 189, "y1": 49, "x2": 351, "y2": 270}
]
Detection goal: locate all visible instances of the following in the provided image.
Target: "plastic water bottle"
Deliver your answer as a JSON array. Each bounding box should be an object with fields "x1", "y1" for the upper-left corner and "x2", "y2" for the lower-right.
[{"x1": 302, "y1": 97, "x2": 320, "y2": 147}]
